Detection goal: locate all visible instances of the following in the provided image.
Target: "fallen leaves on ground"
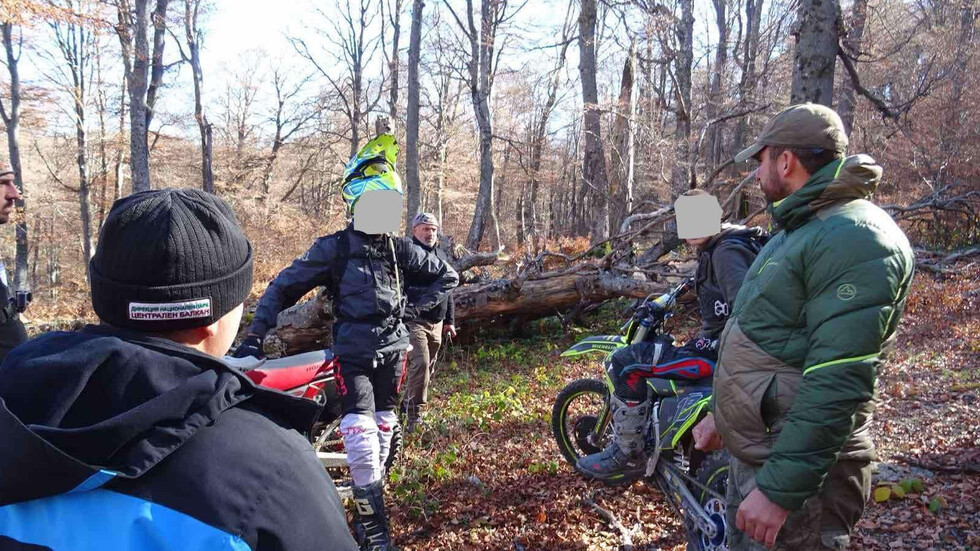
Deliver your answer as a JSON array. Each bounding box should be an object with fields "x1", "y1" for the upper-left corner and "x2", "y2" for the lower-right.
[{"x1": 384, "y1": 266, "x2": 979, "y2": 550}]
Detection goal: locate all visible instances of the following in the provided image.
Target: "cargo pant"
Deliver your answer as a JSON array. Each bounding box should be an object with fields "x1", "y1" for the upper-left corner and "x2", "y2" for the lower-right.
[
  {"x1": 726, "y1": 457, "x2": 872, "y2": 551},
  {"x1": 402, "y1": 320, "x2": 443, "y2": 422}
]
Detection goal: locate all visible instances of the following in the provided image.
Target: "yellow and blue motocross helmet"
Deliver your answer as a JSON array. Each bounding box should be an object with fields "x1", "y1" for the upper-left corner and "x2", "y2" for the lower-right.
[{"x1": 341, "y1": 133, "x2": 403, "y2": 216}]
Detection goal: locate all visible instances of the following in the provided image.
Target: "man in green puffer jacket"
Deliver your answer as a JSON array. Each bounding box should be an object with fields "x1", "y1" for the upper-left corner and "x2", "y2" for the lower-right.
[{"x1": 692, "y1": 103, "x2": 915, "y2": 550}]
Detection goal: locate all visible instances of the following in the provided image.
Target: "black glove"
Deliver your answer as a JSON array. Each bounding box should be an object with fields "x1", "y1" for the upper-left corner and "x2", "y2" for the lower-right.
[{"x1": 232, "y1": 334, "x2": 264, "y2": 359}]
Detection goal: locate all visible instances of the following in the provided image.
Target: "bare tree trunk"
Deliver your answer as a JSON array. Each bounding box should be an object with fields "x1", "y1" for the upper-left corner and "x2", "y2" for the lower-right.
[
  {"x1": 404, "y1": 0, "x2": 423, "y2": 228},
  {"x1": 579, "y1": 0, "x2": 610, "y2": 243},
  {"x1": 449, "y1": 0, "x2": 507, "y2": 251},
  {"x1": 1, "y1": 23, "x2": 29, "y2": 292},
  {"x1": 94, "y1": 32, "x2": 111, "y2": 228},
  {"x1": 935, "y1": 0, "x2": 977, "y2": 185},
  {"x1": 706, "y1": 0, "x2": 728, "y2": 164},
  {"x1": 609, "y1": 44, "x2": 636, "y2": 233},
  {"x1": 387, "y1": 0, "x2": 403, "y2": 120},
  {"x1": 185, "y1": 0, "x2": 214, "y2": 193},
  {"x1": 671, "y1": 0, "x2": 694, "y2": 195},
  {"x1": 115, "y1": 71, "x2": 127, "y2": 202},
  {"x1": 837, "y1": 0, "x2": 866, "y2": 134},
  {"x1": 734, "y1": 0, "x2": 763, "y2": 149},
  {"x1": 524, "y1": 28, "x2": 570, "y2": 251},
  {"x1": 117, "y1": 0, "x2": 170, "y2": 193},
  {"x1": 50, "y1": 8, "x2": 95, "y2": 265},
  {"x1": 791, "y1": 0, "x2": 841, "y2": 106}
]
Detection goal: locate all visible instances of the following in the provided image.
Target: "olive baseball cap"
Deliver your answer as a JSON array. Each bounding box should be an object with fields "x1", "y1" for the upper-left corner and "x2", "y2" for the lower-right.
[{"x1": 734, "y1": 103, "x2": 848, "y2": 163}]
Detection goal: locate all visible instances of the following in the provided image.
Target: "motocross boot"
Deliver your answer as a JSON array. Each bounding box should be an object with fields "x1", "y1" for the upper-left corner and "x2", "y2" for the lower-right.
[
  {"x1": 352, "y1": 480, "x2": 396, "y2": 551},
  {"x1": 576, "y1": 395, "x2": 649, "y2": 483}
]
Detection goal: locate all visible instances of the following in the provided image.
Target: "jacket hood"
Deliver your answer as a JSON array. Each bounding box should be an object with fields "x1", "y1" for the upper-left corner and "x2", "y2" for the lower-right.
[
  {"x1": 769, "y1": 154, "x2": 882, "y2": 231},
  {"x1": 0, "y1": 325, "x2": 319, "y2": 506}
]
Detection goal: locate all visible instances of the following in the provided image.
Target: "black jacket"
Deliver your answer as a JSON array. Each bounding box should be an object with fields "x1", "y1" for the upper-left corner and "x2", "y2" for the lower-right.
[
  {"x1": 251, "y1": 227, "x2": 458, "y2": 359},
  {"x1": 0, "y1": 277, "x2": 27, "y2": 363},
  {"x1": 407, "y1": 237, "x2": 456, "y2": 326},
  {"x1": 0, "y1": 325, "x2": 357, "y2": 551},
  {"x1": 694, "y1": 224, "x2": 767, "y2": 340}
]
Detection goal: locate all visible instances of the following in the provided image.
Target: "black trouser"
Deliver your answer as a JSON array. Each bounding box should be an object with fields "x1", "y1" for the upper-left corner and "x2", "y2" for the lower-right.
[
  {"x1": 336, "y1": 350, "x2": 406, "y2": 416},
  {"x1": 0, "y1": 315, "x2": 28, "y2": 363},
  {"x1": 607, "y1": 337, "x2": 717, "y2": 401}
]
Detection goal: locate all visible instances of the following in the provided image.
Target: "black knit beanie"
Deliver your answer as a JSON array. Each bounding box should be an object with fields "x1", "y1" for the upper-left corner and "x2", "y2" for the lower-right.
[{"x1": 90, "y1": 188, "x2": 253, "y2": 331}]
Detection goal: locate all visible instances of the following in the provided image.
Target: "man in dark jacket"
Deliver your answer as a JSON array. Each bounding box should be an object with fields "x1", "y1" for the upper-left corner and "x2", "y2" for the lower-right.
[
  {"x1": 693, "y1": 104, "x2": 915, "y2": 550},
  {"x1": 402, "y1": 212, "x2": 457, "y2": 433},
  {"x1": 0, "y1": 163, "x2": 28, "y2": 361},
  {"x1": 233, "y1": 135, "x2": 458, "y2": 551},
  {"x1": 0, "y1": 189, "x2": 357, "y2": 551},
  {"x1": 577, "y1": 189, "x2": 766, "y2": 482}
]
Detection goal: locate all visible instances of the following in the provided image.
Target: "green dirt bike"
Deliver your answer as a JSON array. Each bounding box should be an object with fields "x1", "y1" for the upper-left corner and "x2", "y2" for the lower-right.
[{"x1": 552, "y1": 278, "x2": 730, "y2": 551}]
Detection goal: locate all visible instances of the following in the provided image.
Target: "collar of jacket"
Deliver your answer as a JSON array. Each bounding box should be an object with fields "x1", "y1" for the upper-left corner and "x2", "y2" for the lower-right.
[
  {"x1": 767, "y1": 154, "x2": 882, "y2": 231},
  {"x1": 411, "y1": 235, "x2": 435, "y2": 252}
]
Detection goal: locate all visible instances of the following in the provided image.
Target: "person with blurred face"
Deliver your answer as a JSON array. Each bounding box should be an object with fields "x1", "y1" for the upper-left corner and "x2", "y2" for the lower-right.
[
  {"x1": 233, "y1": 135, "x2": 458, "y2": 551},
  {"x1": 401, "y1": 213, "x2": 457, "y2": 433},
  {"x1": 692, "y1": 103, "x2": 915, "y2": 551},
  {"x1": 577, "y1": 190, "x2": 767, "y2": 483},
  {"x1": 0, "y1": 163, "x2": 28, "y2": 361}
]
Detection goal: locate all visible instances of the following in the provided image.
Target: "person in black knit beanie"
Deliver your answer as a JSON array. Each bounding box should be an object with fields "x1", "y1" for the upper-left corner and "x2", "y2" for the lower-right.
[{"x1": 0, "y1": 188, "x2": 357, "y2": 551}]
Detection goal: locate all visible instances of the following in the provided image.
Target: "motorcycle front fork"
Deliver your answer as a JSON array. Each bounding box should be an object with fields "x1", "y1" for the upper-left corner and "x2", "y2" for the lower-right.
[{"x1": 592, "y1": 385, "x2": 722, "y2": 542}]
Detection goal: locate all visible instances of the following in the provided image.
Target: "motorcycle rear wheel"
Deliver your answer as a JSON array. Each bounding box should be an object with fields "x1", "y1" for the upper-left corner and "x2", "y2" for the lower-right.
[{"x1": 551, "y1": 378, "x2": 610, "y2": 466}]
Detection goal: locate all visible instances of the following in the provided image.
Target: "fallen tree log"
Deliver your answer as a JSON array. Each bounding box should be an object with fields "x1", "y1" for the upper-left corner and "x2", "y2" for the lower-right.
[
  {"x1": 454, "y1": 270, "x2": 666, "y2": 321},
  {"x1": 265, "y1": 268, "x2": 668, "y2": 354}
]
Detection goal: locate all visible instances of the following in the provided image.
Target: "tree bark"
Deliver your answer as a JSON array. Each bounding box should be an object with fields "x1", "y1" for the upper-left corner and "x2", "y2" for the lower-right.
[
  {"x1": 671, "y1": 0, "x2": 694, "y2": 196},
  {"x1": 837, "y1": 0, "x2": 866, "y2": 134},
  {"x1": 453, "y1": 0, "x2": 504, "y2": 251},
  {"x1": 185, "y1": 0, "x2": 214, "y2": 193},
  {"x1": 388, "y1": 0, "x2": 403, "y2": 120},
  {"x1": 522, "y1": 31, "x2": 570, "y2": 251},
  {"x1": 48, "y1": 9, "x2": 95, "y2": 267},
  {"x1": 609, "y1": 44, "x2": 636, "y2": 233},
  {"x1": 122, "y1": 0, "x2": 152, "y2": 192},
  {"x1": 790, "y1": 0, "x2": 841, "y2": 106},
  {"x1": 734, "y1": 0, "x2": 763, "y2": 149},
  {"x1": 117, "y1": 0, "x2": 169, "y2": 193},
  {"x1": 706, "y1": 0, "x2": 728, "y2": 165},
  {"x1": 1, "y1": 23, "x2": 29, "y2": 292},
  {"x1": 579, "y1": 0, "x2": 610, "y2": 243},
  {"x1": 269, "y1": 269, "x2": 667, "y2": 353},
  {"x1": 404, "y1": 0, "x2": 423, "y2": 229}
]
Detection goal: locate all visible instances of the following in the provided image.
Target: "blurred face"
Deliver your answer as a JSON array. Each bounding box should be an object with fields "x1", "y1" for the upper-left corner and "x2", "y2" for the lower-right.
[
  {"x1": 756, "y1": 147, "x2": 794, "y2": 203},
  {"x1": 412, "y1": 223, "x2": 439, "y2": 247},
  {"x1": 0, "y1": 173, "x2": 22, "y2": 224}
]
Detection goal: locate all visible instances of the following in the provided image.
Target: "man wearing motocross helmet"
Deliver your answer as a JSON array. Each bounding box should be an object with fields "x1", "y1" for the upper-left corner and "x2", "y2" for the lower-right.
[
  {"x1": 233, "y1": 134, "x2": 458, "y2": 551},
  {"x1": 577, "y1": 189, "x2": 767, "y2": 483}
]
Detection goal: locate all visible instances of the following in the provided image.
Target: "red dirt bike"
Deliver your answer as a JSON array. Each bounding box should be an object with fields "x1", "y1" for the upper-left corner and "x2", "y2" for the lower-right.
[{"x1": 224, "y1": 350, "x2": 403, "y2": 497}]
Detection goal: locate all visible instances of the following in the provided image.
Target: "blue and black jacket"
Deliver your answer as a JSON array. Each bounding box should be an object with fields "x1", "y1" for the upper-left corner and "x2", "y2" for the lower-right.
[{"x1": 0, "y1": 325, "x2": 358, "y2": 551}]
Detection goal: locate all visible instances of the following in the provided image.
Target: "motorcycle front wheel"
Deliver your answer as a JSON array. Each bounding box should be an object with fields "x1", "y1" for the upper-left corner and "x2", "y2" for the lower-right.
[
  {"x1": 686, "y1": 452, "x2": 731, "y2": 551},
  {"x1": 551, "y1": 378, "x2": 611, "y2": 466}
]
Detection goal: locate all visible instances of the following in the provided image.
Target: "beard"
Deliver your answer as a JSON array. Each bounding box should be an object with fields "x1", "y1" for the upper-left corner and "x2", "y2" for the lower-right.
[{"x1": 761, "y1": 163, "x2": 793, "y2": 203}]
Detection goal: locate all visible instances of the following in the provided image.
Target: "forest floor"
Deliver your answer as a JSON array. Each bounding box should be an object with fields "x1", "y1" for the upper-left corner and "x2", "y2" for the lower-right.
[{"x1": 385, "y1": 265, "x2": 980, "y2": 551}]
